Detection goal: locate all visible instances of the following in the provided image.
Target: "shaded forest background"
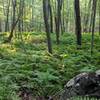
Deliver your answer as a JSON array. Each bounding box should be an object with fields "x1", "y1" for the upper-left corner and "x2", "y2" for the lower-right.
[{"x1": 0, "y1": 0, "x2": 99, "y2": 33}]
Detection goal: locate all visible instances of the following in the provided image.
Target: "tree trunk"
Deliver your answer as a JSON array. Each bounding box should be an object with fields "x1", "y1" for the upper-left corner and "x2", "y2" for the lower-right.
[
  {"x1": 31, "y1": 0, "x2": 34, "y2": 31},
  {"x1": 7, "y1": 0, "x2": 16, "y2": 42},
  {"x1": 43, "y1": 0, "x2": 52, "y2": 53},
  {"x1": 99, "y1": 0, "x2": 100, "y2": 35},
  {"x1": 61, "y1": 0, "x2": 65, "y2": 34},
  {"x1": 48, "y1": 0, "x2": 53, "y2": 33},
  {"x1": 89, "y1": 0, "x2": 93, "y2": 33},
  {"x1": 56, "y1": 0, "x2": 63, "y2": 44},
  {"x1": 66, "y1": 0, "x2": 69, "y2": 32},
  {"x1": 0, "y1": 19, "x2": 2, "y2": 32},
  {"x1": 91, "y1": 0, "x2": 97, "y2": 54},
  {"x1": 83, "y1": 0, "x2": 92, "y2": 32},
  {"x1": 85, "y1": 0, "x2": 92, "y2": 33},
  {"x1": 74, "y1": 0, "x2": 82, "y2": 46},
  {"x1": 18, "y1": 0, "x2": 24, "y2": 32},
  {"x1": 5, "y1": 0, "x2": 22, "y2": 42},
  {"x1": 5, "y1": 0, "x2": 10, "y2": 32}
]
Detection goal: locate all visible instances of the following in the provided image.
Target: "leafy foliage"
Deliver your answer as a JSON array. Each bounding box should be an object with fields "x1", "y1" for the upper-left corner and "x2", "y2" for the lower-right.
[{"x1": 0, "y1": 32, "x2": 99, "y2": 99}]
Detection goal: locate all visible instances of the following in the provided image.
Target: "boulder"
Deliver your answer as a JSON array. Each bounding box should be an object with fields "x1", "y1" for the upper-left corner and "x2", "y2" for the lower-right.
[{"x1": 60, "y1": 70, "x2": 100, "y2": 100}]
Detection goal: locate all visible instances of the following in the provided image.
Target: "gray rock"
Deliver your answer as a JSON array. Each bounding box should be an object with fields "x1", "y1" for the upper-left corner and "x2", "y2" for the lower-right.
[{"x1": 60, "y1": 70, "x2": 100, "y2": 100}]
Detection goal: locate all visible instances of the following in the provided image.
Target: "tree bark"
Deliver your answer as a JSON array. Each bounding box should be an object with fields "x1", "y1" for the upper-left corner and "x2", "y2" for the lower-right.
[
  {"x1": 74, "y1": 0, "x2": 82, "y2": 46},
  {"x1": 99, "y1": 0, "x2": 100, "y2": 35},
  {"x1": 5, "y1": 0, "x2": 22, "y2": 42},
  {"x1": 43, "y1": 0, "x2": 52, "y2": 53},
  {"x1": 18, "y1": 0, "x2": 24, "y2": 32},
  {"x1": 48, "y1": 0, "x2": 53, "y2": 33},
  {"x1": 89, "y1": 0, "x2": 93, "y2": 32},
  {"x1": 83, "y1": 0, "x2": 92, "y2": 32},
  {"x1": 61, "y1": 0, "x2": 65, "y2": 34},
  {"x1": 7, "y1": 0, "x2": 16, "y2": 42},
  {"x1": 56, "y1": 0, "x2": 63, "y2": 44},
  {"x1": 5, "y1": 0, "x2": 10, "y2": 32},
  {"x1": 91, "y1": 0, "x2": 97, "y2": 54},
  {"x1": 0, "y1": 19, "x2": 2, "y2": 32}
]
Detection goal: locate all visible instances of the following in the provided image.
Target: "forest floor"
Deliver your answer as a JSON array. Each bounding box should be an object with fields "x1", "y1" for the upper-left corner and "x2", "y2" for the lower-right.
[{"x1": 0, "y1": 32, "x2": 100, "y2": 100}]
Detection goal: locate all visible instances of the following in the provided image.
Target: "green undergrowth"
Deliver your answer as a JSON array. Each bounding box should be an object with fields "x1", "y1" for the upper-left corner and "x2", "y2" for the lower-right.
[{"x1": 0, "y1": 32, "x2": 100, "y2": 99}]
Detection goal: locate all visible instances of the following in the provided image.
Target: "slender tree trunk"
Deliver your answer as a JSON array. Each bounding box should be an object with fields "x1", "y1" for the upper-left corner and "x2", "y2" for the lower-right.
[
  {"x1": 31, "y1": 0, "x2": 34, "y2": 31},
  {"x1": 66, "y1": 0, "x2": 69, "y2": 32},
  {"x1": 99, "y1": 0, "x2": 100, "y2": 35},
  {"x1": 99, "y1": 12, "x2": 100, "y2": 35},
  {"x1": 21, "y1": 0, "x2": 24, "y2": 32},
  {"x1": 52, "y1": 0, "x2": 57, "y2": 33},
  {"x1": 91, "y1": 0, "x2": 97, "y2": 54},
  {"x1": 0, "y1": 19, "x2": 2, "y2": 32},
  {"x1": 89, "y1": 0, "x2": 93, "y2": 32},
  {"x1": 18, "y1": 5, "x2": 21, "y2": 32},
  {"x1": 18, "y1": 0, "x2": 24, "y2": 32},
  {"x1": 83, "y1": 0, "x2": 92, "y2": 33},
  {"x1": 43, "y1": 0, "x2": 52, "y2": 53},
  {"x1": 61, "y1": 0, "x2": 65, "y2": 34},
  {"x1": 56, "y1": 0, "x2": 63, "y2": 44},
  {"x1": 83, "y1": 0, "x2": 89, "y2": 32},
  {"x1": 5, "y1": 0, "x2": 10, "y2": 32},
  {"x1": 48, "y1": 0, "x2": 53, "y2": 33},
  {"x1": 5, "y1": 0, "x2": 22, "y2": 42},
  {"x1": 7, "y1": 0, "x2": 16, "y2": 42},
  {"x1": 74, "y1": 0, "x2": 82, "y2": 46}
]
